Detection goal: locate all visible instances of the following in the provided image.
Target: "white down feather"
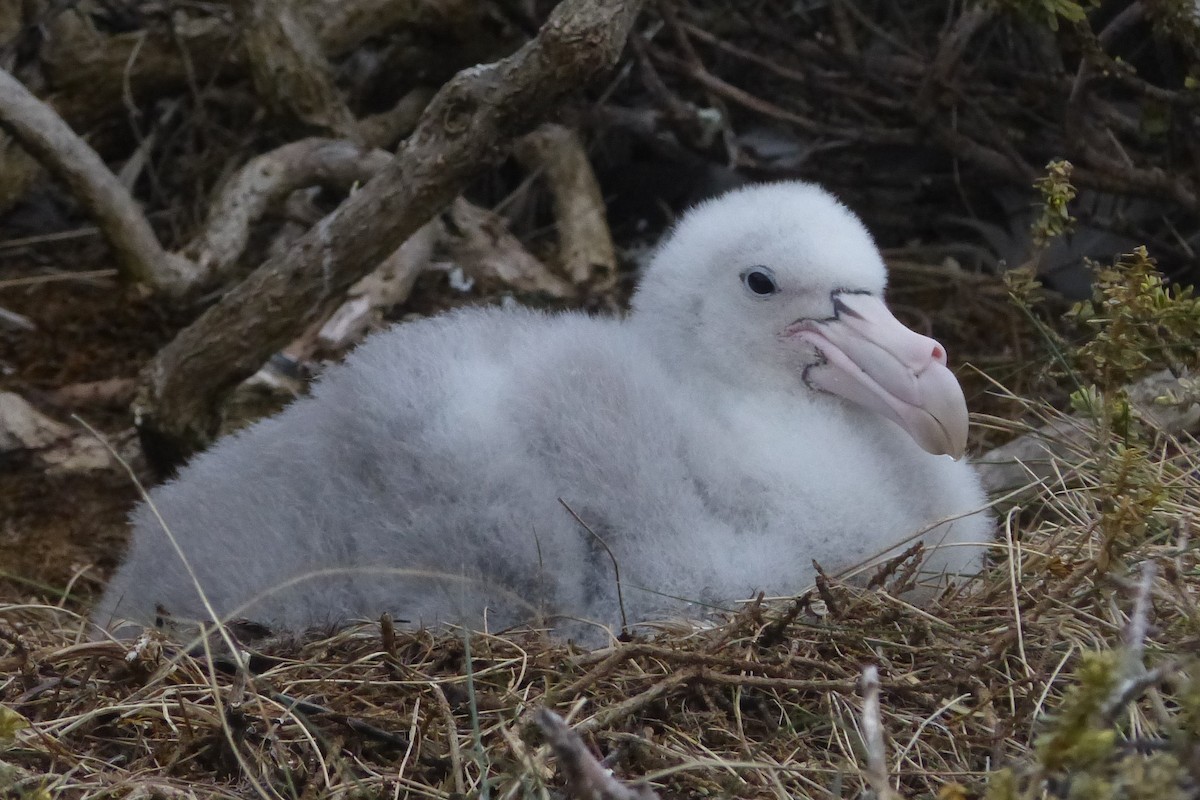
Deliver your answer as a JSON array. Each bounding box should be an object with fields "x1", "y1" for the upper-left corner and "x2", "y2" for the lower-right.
[{"x1": 93, "y1": 181, "x2": 993, "y2": 643}]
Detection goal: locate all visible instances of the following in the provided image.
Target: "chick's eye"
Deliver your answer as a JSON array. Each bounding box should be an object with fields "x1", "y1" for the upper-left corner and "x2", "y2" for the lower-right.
[{"x1": 742, "y1": 267, "x2": 778, "y2": 297}]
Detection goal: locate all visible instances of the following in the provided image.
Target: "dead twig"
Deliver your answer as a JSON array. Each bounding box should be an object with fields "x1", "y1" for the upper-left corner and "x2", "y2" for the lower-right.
[
  {"x1": 47, "y1": 379, "x2": 139, "y2": 410},
  {"x1": 0, "y1": 392, "x2": 117, "y2": 473},
  {"x1": 1100, "y1": 561, "x2": 1161, "y2": 723},
  {"x1": 315, "y1": 221, "x2": 441, "y2": 354},
  {"x1": 443, "y1": 198, "x2": 574, "y2": 298},
  {"x1": 0, "y1": 305, "x2": 35, "y2": 331},
  {"x1": 357, "y1": 86, "x2": 436, "y2": 149},
  {"x1": 559, "y1": 498, "x2": 628, "y2": 636},
  {"x1": 0, "y1": 67, "x2": 192, "y2": 293},
  {"x1": 232, "y1": 0, "x2": 359, "y2": 138},
  {"x1": 273, "y1": 692, "x2": 409, "y2": 748},
  {"x1": 648, "y1": 45, "x2": 911, "y2": 146},
  {"x1": 860, "y1": 665, "x2": 902, "y2": 800},
  {"x1": 535, "y1": 707, "x2": 661, "y2": 799},
  {"x1": 515, "y1": 124, "x2": 618, "y2": 289},
  {"x1": 307, "y1": 0, "x2": 477, "y2": 57},
  {"x1": 182, "y1": 138, "x2": 391, "y2": 289}
]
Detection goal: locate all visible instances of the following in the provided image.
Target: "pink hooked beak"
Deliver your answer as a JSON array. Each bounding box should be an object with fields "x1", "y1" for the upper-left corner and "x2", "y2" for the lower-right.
[{"x1": 787, "y1": 292, "x2": 969, "y2": 459}]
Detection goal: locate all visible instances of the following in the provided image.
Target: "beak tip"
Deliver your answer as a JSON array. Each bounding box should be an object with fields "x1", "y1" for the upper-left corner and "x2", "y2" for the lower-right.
[
  {"x1": 912, "y1": 402, "x2": 969, "y2": 460},
  {"x1": 922, "y1": 429, "x2": 967, "y2": 460},
  {"x1": 944, "y1": 419, "x2": 970, "y2": 462},
  {"x1": 947, "y1": 424, "x2": 969, "y2": 461}
]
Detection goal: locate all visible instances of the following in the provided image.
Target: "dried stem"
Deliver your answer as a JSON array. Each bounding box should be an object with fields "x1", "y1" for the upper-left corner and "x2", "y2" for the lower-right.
[{"x1": 535, "y1": 708, "x2": 661, "y2": 799}]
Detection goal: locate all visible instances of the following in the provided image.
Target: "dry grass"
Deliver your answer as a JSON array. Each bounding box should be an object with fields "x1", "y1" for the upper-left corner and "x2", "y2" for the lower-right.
[
  {"x1": 3, "y1": 0, "x2": 1197, "y2": 793},
  {"x1": 2, "y1": 388, "x2": 1198, "y2": 799}
]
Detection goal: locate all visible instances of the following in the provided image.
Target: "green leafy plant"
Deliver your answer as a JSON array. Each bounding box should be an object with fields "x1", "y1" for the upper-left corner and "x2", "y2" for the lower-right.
[
  {"x1": 1066, "y1": 249, "x2": 1200, "y2": 385},
  {"x1": 1000, "y1": 0, "x2": 1097, "y2": 31},
  {"x1": 986, "y1": 652, "x2": 1198, "y2": 800},
  {"x1": 985, "y1": 159, "x2": 1200, "y2": 800},
  {"x1": 1030, "y1": 159, "x2": 1078, "y2": 248}
]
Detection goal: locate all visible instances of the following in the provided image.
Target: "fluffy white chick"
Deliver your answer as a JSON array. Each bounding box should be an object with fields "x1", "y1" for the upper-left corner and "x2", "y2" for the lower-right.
[{"x1": 93, "y1": 181, "x2": 992, "y2": 643}]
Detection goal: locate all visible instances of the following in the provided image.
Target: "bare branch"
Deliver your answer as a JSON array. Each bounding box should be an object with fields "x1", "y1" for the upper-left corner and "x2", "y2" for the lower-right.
[
  {"x1": 232, "y1": 0, "x2": 359, "y2": 138},
  {"x1": 48, "y1": 379, "x2": 139, "y2": 410},
  {"x1": 1101, "y1": 561, "x2": 1160, "y2": 723},
  {"x1": 305, "y1": 0, "x2": 477, "y2": 57},
  {"x1": 0, "y1": 73, "x2": 403, "y2": 298},
  {"x1": 0, "y1": 392, "x2": 117, "y2": 474},
  {"x1": 913, "y1": 5, "x2": 994, "y2": 120},
  {"x1": 443, "y1": 198, "x2": 574, "y2": 297},
  {"x1": 0, "y1": 67, "x2": 192, "y2": 293},
  {"x1": 0, "y1": 305, "x2": 35, "y2": 332},
  {"x1": 0, "y1": 2, "x2": 469, "y2": 217},
  {"x1": 257, "y1": 198, "x2": 558, "y2": 386},
  {"x1": 357, "y1": 86, "x2": 436, "y2": 150},
  {"x1": 34, "y1": 1, "x2": 465, "y2": 131},
  {"x1": 182, "y1": 139, "x2": 391, "y2": 288},
  {"x1": 516, "y1": 124, "x2": 617, "y2": 289},
  {"x1": 316, "y1": 221, "x2": 441, "y2": 353},
  {"x1": 859, "y1": 665, "x2": 901, "y2": 800},
  {"x1": 133, "y1": 0, "x2": 645, "y2": 467},
  {"x1": 38, "y1": 11, "x2": 234, "y2": 131}
]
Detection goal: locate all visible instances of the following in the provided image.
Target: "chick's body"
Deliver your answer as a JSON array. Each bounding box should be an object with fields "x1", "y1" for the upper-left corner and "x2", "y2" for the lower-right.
[{"x1": 94, "y1": 183, "x2": 992, "y2": 640}]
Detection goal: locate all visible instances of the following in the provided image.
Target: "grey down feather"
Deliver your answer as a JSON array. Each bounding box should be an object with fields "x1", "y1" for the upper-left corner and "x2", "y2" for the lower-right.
[{"x1": 94, "y1": 182, "x2": 993, "y2": 644}]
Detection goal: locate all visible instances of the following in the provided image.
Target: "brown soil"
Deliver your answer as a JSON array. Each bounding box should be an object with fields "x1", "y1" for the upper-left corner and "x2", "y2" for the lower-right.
[{"x1": 0, "y1": 241, "x2": 184, "y2": 609}]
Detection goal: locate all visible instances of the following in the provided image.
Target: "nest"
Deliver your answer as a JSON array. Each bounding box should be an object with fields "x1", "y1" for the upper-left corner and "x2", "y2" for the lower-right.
[
  {"x1": 2, "y1": 396, "x2": 1198, "y2": 799},
  {"x1": 2, "y1": 0, "x2": 1199, "y2": 797}
]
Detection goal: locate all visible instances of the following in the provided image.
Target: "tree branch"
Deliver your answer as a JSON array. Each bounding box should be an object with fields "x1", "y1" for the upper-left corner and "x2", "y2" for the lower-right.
[
  {"x1": 442, "y1": 198, "x2": 574, "y2": 297},
  {"x1": 515, "y1": 123, "x2": 617, "y2": 289},
  {"x1": 233, "y1": 0, "x2": 359, "y2": 138},
  {"x1": 133, "y1": 0, "x2": 645, "y2": 468},
  {"x1": 0, "y1": 392, "x2": 118, "y2": 474},
  {"x1": 0, "y1": 67, "x2": 192, "y2": 293},
  {"x1": 182, "y1": 139, "x2": 391, "y2": 287}
]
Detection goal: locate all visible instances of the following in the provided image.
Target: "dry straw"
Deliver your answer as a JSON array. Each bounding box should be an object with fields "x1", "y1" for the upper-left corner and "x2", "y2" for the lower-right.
[
  {"x1": 2, "y1": 397, "x2": 1197, "y2": 799},
  {"x1": 4, "y1": 245, "x2": 1200, "y2": 798}
]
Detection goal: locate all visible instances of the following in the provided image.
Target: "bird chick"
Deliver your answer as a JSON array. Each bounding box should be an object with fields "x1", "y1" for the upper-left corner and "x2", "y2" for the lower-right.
[{"x1": 93, "y1": 182, "x2": 993, "y2": 644}]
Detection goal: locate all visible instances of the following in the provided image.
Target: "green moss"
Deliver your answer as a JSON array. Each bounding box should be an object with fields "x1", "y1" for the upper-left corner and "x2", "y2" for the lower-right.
[
  {"x1": 983, "y1": 768, "x2": 1018, "y2": 800},
  {"x1": 1037, "y1": 652, "x2": 1119, "y2": 772}
]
